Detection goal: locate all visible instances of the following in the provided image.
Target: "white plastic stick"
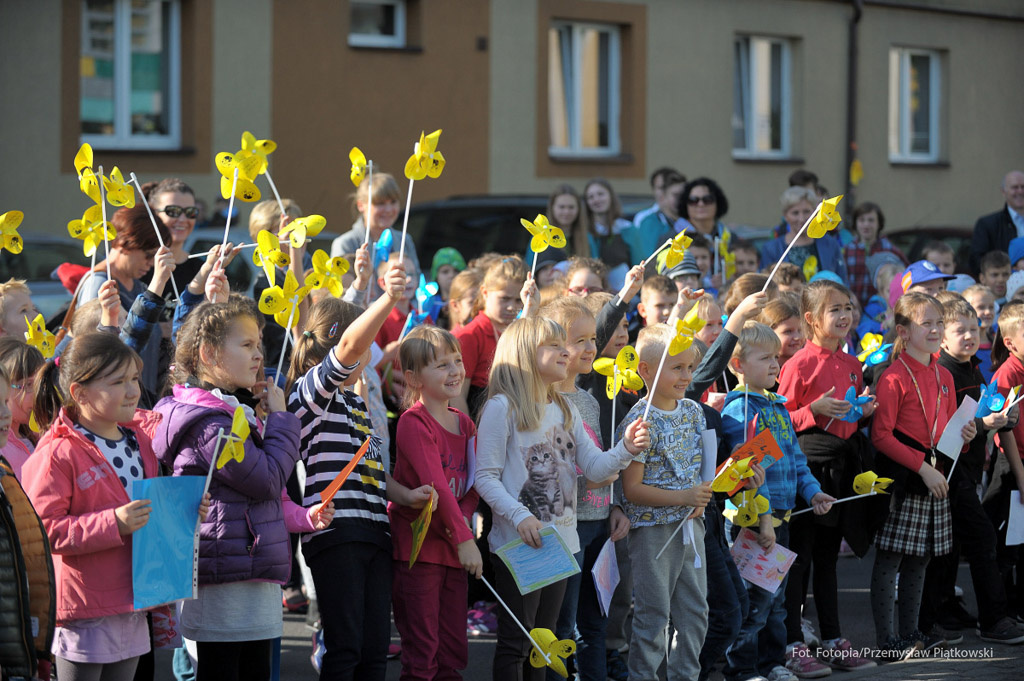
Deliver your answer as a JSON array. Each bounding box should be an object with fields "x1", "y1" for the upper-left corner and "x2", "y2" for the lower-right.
[
  {"x1": 655, "y1": 518, "x2": 687, "y2": 560},
  {"x1": 790, "y1": 492, "x2": 872, "y2": 517},
  {"x1": 362, "y1": 161, "x2": 374, "y2": 247},
  {"x1": 642, "y1": 239, "x2": 673, "y2": 268},
  {"x1": 202, "y1": 429, "x2": 224, "y2": 499},
  {"x1": 479, "y1": 575, "x2": 551, "y2": 664},
  {"x1": 219, "y1": 168, "x2": 239, "y2": 267},
  {"x1": 98, "y1": 165, "x2": 111, "y2": 280},
  {"x1": 610, "y1": 366, "x2": 618, "y2": 506},
  {"x1": 640, "y1": 341, "x2": 672, "y2": 424},
  {"x1": 398, "y1": 178, "x2": 414, "y2": 263},
  {"x1": 128, "y1": 172, "x2": 181, "y2": 303},
  {"x1": 264, "y1": 168, "x2": 286, "y2": 218},
  {"x1": 761, "y1": 201, "x2": 823, "y2": 292},
  {"x1": 945, "y1": 457, "x2": 959, "y2": 483},
  {"x1": 188, "y1": 243, "x2": 257, "y2": 259},
  {"x1": 275, "y1": 299, "x2": 298, "y2": 382}
]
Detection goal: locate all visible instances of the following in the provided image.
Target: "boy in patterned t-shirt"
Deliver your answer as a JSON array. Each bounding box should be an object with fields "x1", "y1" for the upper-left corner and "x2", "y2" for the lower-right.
[{"x1": 617, "y1": 323, "x2": 713, "y2": 681}]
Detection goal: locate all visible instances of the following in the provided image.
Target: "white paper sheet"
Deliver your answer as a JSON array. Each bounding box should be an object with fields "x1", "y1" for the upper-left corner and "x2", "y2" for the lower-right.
[
  {"x1": 592, "y1": 538, "x2": 620, "y2": 616},
  {"x1": 1008, "y1": 491, "x2": 1024, "y2": 546},
  {"x1": 936, "y1": 395, "x2": 978, "y2": 458}
]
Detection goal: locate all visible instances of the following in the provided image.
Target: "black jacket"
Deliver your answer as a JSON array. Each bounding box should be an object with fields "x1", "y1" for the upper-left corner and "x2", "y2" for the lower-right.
[{"x1": 970, "y1": 205, "x2": 1016, "y2": 276}]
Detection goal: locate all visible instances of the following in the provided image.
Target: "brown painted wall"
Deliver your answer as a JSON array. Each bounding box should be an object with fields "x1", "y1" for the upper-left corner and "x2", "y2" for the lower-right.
[
  {"x1": 271, "y1": 0, "x2": 490, "y2": 232},
  {"x1": 59, "y1": 0, "x2": 214, "y2": 176}
]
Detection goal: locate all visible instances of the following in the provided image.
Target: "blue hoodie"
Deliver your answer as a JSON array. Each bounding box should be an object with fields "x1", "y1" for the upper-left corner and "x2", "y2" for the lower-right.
[{"x1": 721, "y1": 388, "x2": 822, "y2": 514}]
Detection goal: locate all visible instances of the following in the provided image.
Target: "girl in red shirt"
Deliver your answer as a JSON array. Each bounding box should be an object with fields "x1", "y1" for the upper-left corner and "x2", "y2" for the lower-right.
[
  {"x1": 390, "y1": 325, "x2": 482, "y2": 681},
  {"x1": 453, "y1": 256, "x2": 529, "y2": 420},
  {"x1": 869, "y1": 292, "x2": 976, "y2": 654},
  {"x1": 777, "y1": 280, "x2": 877, "y2": 673}
]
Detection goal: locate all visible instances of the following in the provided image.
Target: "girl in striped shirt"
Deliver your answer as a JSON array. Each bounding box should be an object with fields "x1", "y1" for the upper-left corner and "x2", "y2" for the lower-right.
[{"x1": 287, "y1": 259, "x2": 434, "y2": 681}]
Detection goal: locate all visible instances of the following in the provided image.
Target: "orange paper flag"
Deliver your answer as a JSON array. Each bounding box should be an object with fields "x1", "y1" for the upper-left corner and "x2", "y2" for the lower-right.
[{"x1": 315, "y1": 439, "x2": 371, "y2": 515}]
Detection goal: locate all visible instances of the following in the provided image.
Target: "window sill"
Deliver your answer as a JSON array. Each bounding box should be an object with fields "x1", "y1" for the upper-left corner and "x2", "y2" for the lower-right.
[
  {"x1": 548, "y1": 153, "x2": 634, "y2": 165},
  {"x1": 732, "y1": 154, "x2": 805, "y2": 165},
  {"x1": 889, "y1": 159, "x2": 949, "y2": 168},
  {"x1": 348, "y1": 44, "x2": 423, "y2": 54}
]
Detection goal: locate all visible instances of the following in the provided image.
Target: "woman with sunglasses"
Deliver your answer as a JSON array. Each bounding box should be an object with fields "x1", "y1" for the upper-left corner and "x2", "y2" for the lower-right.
[
  {"x1": 760, "y1": 186, "x2": 848, "y2": 284},
  {"x1": 678, "y1": 177, "x2": 734, "y2": 288},
  {"x1": 142, "y1": 179, "x2": 204, "y2": 309}
]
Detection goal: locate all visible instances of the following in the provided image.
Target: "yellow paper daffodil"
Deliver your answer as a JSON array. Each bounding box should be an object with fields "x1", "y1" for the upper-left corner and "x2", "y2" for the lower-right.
[
  {"x1": 806, "y1": 195, "x2": 844, "y2": 239},
  {"x1": 528, "y1": 628, "x2": 576, "y2": 678},
  {"x1": 668, "y1": 306, "x2": 707, "y2": 356},
  {"x1": 280, "y1": 214, "x2": 327, "y2": 248},
  {"x1": 593, "y1": 345, "x2": 644, "y2": 400},
  {"x1": 310, "y1": 249, "x2": 350, "y2": 298},
  {"x1": 404, "y1": 129, "x2": 445, "y2": 181},
  {"x1": 73, "y1": 143, "x2": 102, "y2": 205},
  {"x1": 852, "y1": 471, "x2": 893, "y2": 496},
  {"x1": 252, "y1": 231, "x2": 290, "y2": 287},
  {"x1": 24, "y1": 314, "x2": 56, "y2": 359},
  {"x1": 215, "y1": 406, "x2": 250, "y2": 469},
  {"x1": 711, "y1": 455, "x2": 756, "y2": 494},
  {"x1": 258, "y1": 270, "x2": 313, "y2": 329},
  {"x1": 215, "y1": 151, "x2": 262, "y2": 202},
  {"x1": 102, "y1": 167, "x2": 135, "y2": 208},
  {"x1": 0, "y1": 210, "x2": 25, "y2": 254},
  {"x1": 67, "y1": 205, "x2": 116, "y2": 258},
  {"x1": 350, "y1": 147, "x2": 368, "y2": 188},
  {"x1": 520, "y1": 214, "x2": 567, "y2": 254},
  {"x1": 725, "y1": 490, "x2": 771, "y2": 528},
  {"x1": 665, "y1": 232, "x2": 693, "y2": 269},
  {"x1": 240, "y1": 131, "x2": 276, "y2": 174},
  {"x1": 857, "y1": 333, "x2": 884, "y2": 363},
  {"x1": 802, "y1": 255, "x2": 818, "y2": 281}
]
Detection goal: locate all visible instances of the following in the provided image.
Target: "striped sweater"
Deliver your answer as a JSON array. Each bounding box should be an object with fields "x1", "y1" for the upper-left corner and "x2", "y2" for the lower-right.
[{"x1": 288, "y1": 349, "x2": 389, "y2": 558}]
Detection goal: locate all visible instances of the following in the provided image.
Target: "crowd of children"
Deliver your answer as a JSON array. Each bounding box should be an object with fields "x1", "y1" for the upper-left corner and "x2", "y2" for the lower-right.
[{"x1": 4, "y1": 163, "x2": 1024, "y2": 681}]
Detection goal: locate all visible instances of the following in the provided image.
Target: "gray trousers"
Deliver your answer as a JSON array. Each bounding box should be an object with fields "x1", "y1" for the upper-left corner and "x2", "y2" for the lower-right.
[{"x1": 628, "y1": 519, "x2": 709, "y2": 681}]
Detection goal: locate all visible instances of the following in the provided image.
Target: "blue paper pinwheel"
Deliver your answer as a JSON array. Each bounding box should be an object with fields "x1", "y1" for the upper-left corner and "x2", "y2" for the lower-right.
[
  {"x1": 401, "y1": 310, "x2": 431, "y2": 338},
  {"x1": 374, "y1": 229, "x2": 394, "y2": 273},
  {"x1": 416, "y1": 275, "x2": 443, "y2": 320},
  {"x1": 864, "y1": 343, "x2": 893, "y2": 367},
  {"x1": 976, "y1": 380, "x2": 1006, "y2": 418},
  {"x1": 839, "y1": 386, "x2": 874, "y2": 423}
]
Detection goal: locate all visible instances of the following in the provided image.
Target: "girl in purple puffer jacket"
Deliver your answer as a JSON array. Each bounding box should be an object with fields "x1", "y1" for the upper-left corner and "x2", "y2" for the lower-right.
[{"x1": 153, "y1": 295, "x2": 333, "y2": 681}]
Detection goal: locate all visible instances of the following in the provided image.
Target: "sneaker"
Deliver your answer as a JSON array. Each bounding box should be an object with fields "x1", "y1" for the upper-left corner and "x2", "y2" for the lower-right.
[
  {"x1": 606, "y1": 649, "x2": 629, "y2": 681},
  {"x1": 979, "y1": 617, "x2": 1024, "y2": 645},
  {"x1": 767, "y1": 665, "x2": 799, "y2": 681},
  {"x1": 909, "y1": 629, "x2": 944, "y2": 651},
  {"x1": 785, "y1": 643, "x2": 831, "y2": 678},
  {"x1": 801, "y1": 618, "x2": 822, "y2": 648},
  {"x1": 282, "y1": 587, "x2": 309, "y2": 614},
  {"x1": 928, "y1": 624, "x2": 963, "y2": 646},
  {"x1": 820, "y1": 638, "x2": 877, "y2": 670},
  {"x1": 937, "y1": 598, "x2": 976, "y2": 630},
  {"x1": 310, "y1": 630, "x2": 325, "y2": 673},
  {"x1": 387, "y1": 643, "x2": 401, "y2": 659}
]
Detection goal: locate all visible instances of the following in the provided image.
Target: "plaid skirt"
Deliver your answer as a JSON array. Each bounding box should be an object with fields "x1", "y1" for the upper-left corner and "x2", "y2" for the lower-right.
[{"x1": 873, "y1": 493, "x2": 952, "y2": 557}]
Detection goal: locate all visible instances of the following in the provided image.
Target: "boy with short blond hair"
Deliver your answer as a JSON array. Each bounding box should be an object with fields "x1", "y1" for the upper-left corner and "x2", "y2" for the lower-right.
[
  {"x1": 721, "y1": 321, "x2": 833, "y2": 681},
  {"x1": 0, "y1": 279, "x2": 36, "y2": 339},
  {"x1": 618, "y1": 323, "x2": 712, "y2": 681},
  {"x1": 926, "y1": 295, "x2": 1024, "y2": 644}
]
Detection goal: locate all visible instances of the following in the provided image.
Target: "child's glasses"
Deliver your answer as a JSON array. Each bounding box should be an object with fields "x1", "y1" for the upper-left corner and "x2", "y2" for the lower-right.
[{"x1": 157, "y1": 205, "x2": 199, "y2": 219}]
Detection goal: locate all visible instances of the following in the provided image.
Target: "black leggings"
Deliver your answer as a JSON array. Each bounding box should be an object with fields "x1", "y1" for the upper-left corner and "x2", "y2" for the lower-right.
[
  {"x1": 784, "y1": 516, "x2": 844, "y2": 642},
  {"x1": 196, "y1": 639, "x2": 271, "y2": 681}
]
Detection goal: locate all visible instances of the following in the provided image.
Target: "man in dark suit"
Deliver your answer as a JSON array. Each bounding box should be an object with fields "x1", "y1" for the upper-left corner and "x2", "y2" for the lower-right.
[{"x1": 971, "y1": 170, "x2": 1024, "y2": 276}]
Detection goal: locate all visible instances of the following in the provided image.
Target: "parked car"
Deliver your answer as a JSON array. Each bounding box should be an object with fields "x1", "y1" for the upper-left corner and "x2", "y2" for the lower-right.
[
  {"x1": 885, "y1": 226, "x2": 973, "y2": 274},
  {"x1": 3, "y1": 236, "x2": 90, "y2": 324}
]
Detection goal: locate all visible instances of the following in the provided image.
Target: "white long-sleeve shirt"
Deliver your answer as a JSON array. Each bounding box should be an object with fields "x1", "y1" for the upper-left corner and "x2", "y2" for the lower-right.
[{"x1": 473, "y1": 395, "x2": 633, "y2": 553}]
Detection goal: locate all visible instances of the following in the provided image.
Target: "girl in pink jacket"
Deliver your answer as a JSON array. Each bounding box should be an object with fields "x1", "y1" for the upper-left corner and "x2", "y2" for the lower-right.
[{"x1": 22, "y1": 333, "x2": 191, "y2": 681}]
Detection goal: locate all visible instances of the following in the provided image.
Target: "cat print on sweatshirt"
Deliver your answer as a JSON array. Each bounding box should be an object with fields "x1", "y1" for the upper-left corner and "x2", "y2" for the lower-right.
[{"x1": 517, "y1": 426, "x2": 578, "y2": 522}]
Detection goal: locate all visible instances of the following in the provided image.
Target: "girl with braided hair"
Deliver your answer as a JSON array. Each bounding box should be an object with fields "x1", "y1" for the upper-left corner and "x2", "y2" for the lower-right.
[{"x1": 151, "y1": 295, "x2": 333, "y2": 681}]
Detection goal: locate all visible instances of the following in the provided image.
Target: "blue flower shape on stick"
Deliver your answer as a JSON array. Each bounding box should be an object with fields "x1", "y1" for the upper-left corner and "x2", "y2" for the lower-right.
[
  {"x1": 976, "y1": 380, "x2": 1006, "y2": 418},
  {"x1": 839, "y1": 386, "x2": 874, "y2": 423},
  {"x1": 864, "y1": 343, "x2": 893, "y2": 367},
  {"x1": 401, "y1": 310, "x2": 431, "y2": 338},
  {"x1": 374, "y1": 229, "x2": 394, "y2": 272}
]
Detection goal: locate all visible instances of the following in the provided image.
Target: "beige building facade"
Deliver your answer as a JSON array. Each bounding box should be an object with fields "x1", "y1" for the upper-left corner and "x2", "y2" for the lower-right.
[{"x1": 1, "y1": 0, "x2": 1022, "y2": 238}]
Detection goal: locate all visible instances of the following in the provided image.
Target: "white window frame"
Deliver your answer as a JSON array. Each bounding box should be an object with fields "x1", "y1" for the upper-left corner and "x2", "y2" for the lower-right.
[
  {"x1": 732, "y1": 35, "x2": 792, "y2": 160},
  {"x1": 888, "y1": 47, "x2": 941, "y2": 163},
  {"x1": 548, "y1": 21, "x2": 621, "y2": 159},
  {"x1": 348, "y1": 0, "x2": 407, "y2": 49},
  {"x1": 80, "y1": 0, "x2": 182, "y2": 151}
]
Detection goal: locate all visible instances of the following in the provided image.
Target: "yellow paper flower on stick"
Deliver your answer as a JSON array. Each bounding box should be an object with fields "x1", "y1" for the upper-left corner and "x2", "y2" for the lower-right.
[
  {"x1": 68, "y1": 205, "x2": 116, "y2": 257},
  {"x1": 258, "y1": 271, "x2": 313, "y2": 329},
  {"x1": 24, "y1": 314, "x2": 56, "y2": 359},
  {"x1": 528, "y1": 628, "x2": 576, "y2": 678},
  {"x1": 593, "y1": 345, "x2": 643, "y2": 400},
  {"x1": 102, "y1": 167, "x2": 135, "y2": 208},
  {"x1": 806, "y1": 195, "x2": 844, "y2": 239},
  {"x1": 240, "y1": 131, "x2": 276, "y2": 174},
  {"x1": 349, "y1": 147, "x2": 368, "y2": 188},
  {"x1": 665, "y1": 232, "x2": 693, "y2": 269},
  {"x1": 310, "y1": 250, "x2": 350, "y2": 298},
  {"x1": 215, "y1": 152, "x2": 262, "y2": 202},
  {"x1": 521, "y1": 214, "x2": 567, "y2": 254},
  {"x1": 852, "y1": 471, "x2": 893, "y2": 496},
  {"x1": 404, "y1": 130, "x2": 445, "y2": 181},
  {"x1": 252, "y1": 231, "x2": 290, "y2": 287},
  {"x1": 280, "y1": 215, "x2": 326, "y2": 248},
  {"x1": 0, "y1": 211, "x2": 25, "y2": 254},
  {"x1": 668, "y1": 306, "x2": 706, "y2": 355},
  {"x1": 215, "y1": 406, "x2": 250, "y2": 469}
]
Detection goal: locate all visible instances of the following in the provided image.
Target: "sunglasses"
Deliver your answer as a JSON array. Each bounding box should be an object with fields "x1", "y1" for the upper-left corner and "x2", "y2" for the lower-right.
[
  {"x1": 687, "y1": 195, "x2": 717, "y2": 206},
  {"x1": 158, "y1": 205, "x2": 199, "y2": 219}
]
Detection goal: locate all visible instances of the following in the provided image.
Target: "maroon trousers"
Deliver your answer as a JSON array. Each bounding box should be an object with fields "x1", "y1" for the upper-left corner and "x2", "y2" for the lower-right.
[{"x1": 392, "y1": 561, "x2": 469, "y2": 681}]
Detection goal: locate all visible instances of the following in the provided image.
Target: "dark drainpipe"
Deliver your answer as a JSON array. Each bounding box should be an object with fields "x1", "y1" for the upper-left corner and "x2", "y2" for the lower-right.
[{"x1": 844, "y1": 0, "x2": 864, "y2": 210}]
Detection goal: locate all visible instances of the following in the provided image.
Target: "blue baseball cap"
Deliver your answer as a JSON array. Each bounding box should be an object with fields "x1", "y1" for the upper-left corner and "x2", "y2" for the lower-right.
[
  {"x1": 1009, "y1": 237, "x2": 1024, "y2": 268},
  {"x1": 901, "y1": 259, "x2": 956, "y2": 293}
]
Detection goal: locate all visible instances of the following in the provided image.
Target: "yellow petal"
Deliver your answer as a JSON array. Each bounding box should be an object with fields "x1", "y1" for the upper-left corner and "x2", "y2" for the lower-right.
[
  {"x1": 547, "y1": 226, "x2": 567, "y2": 249},
  {"x1": 802, "y1": 255, "x2": 818, "y2": 281},
  {"x1": 0, "y1": 211, "x2": 23, "y2": 231},
  {"x1": 404, "y1": 153, "x2": 426, "y2": 181},
  {"x1": 349, "y1": 147, "x2": 367, "y2": 167},
  {"x1": 282, "y1": 215, "x2": 327, "y2": 247},
  {"x1": 592, "y1": 357, "x2": 614, "y2": 377},
  {"x1": 74, "y1": 143, "x2": 94, "y2": 177},
  {"x1": 422, "y1": 129, "x2": 442, "y2": 154},
  {"x1": 258, "y1": 286, "x2": 286, "y2": 315},
  {"x1": 426, "y1": 150, "x2": 445, "y2": 179},
  {"x1": 215, "y1": 152, "x2": 237, "y2": 179},
  {"x1": 682, "y1": 305, "x2": 706, "y2": 333},
  {"x1": 234, "y1": 150, "x2": 264, "y2": 181},
  {"x1": 616, "y1": 345, "x2": 638, "y2": 370},
  {"x1": 530, "y1": 234, "x2": 549, "y2": 253},
  {"x1": 623, "y1": 371, "x2": 644, "y2": 391},
  {"x1": 79, "y1": 170, "x2": 101, "y2": 205}
]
